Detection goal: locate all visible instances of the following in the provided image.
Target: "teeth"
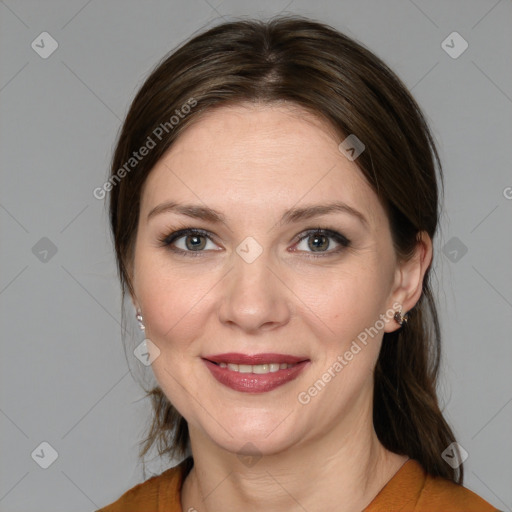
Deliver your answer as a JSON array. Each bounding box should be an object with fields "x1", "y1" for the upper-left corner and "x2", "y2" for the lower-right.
[
  {"x1": 238, "y1": 364, "x2": 252, "y2": 373},
  {"x1": 217, "y1": 362, "x2": 296, "y2": 373}
]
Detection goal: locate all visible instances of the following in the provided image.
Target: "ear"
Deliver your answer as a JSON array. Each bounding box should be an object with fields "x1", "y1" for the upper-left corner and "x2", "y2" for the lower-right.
[
  {"x1": 126, "y1": 284, "x2": 140, "y2": 315},
  {"x1": 125, "y1": 260, "x2": 140, "y2": 312},
  {"x1": 129, "y1": 284, "x2": 141, "y2": 313},
  {"x1": 384, "y1": 231, "x2": 433, "y2": 333},
  {"x1": 131, "y1": 294, "x2": 140, "y2": 312}
]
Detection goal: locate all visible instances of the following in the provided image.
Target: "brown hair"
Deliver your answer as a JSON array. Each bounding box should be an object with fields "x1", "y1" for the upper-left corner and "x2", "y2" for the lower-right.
[{"x1": 109, "y1": 16, "x2": 462, "y2": 484}]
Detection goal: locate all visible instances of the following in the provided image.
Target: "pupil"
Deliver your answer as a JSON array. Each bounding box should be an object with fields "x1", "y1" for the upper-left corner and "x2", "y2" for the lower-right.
[
  {"x1": 186, "y1": 235, "x2": 205, "y2": 250},
  {"x1": 309, "y1": 234, "x2": 328, "y2": 251},
  {"x1": 184, "y1": 233, "x2": 330, "y2": 252}
]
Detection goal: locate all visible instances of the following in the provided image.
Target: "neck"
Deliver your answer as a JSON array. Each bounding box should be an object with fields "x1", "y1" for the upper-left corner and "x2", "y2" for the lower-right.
[{"x1": 181, "y1": 410, "x2": 409, "y2": 512}]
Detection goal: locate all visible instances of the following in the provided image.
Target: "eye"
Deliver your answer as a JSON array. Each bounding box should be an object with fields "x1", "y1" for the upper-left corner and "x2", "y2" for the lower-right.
[
  {"x1": 292, "y1": 228, "x2": 351, "y2": 257},
  {"x1": 158, "y1": 227, "x2": 351, "y2": 259},
  {"x1": 159, "y1": 228, "x2": 220, "y2": 256}
]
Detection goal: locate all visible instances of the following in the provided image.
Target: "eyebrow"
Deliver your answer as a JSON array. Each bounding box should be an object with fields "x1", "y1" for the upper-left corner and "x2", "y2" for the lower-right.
[{"x1": 147, "y1": 201, "x2": 369, "y2": 228}]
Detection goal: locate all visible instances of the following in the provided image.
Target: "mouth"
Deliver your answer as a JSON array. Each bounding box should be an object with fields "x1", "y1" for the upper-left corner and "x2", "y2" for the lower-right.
[
  {"x1": 202, "y1": 353, "x2": 310, "y2": 393},
  {"x1": 211, "y1": 362, "x2": 297, "y2": 374}
]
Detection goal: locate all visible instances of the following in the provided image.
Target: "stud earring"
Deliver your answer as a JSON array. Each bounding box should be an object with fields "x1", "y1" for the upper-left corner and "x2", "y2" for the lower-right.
[
  {"x1": 136, "y1": 310, "x2": 145, "y2": 331},
  {"x1": 394, "y1": 308, "x2": 409, "y2": 327}
]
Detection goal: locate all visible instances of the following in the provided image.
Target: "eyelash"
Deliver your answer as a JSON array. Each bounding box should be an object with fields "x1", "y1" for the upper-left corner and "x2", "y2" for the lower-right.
[{"x1": 158, "y1": 227, "x2": 351, "y2": 259}]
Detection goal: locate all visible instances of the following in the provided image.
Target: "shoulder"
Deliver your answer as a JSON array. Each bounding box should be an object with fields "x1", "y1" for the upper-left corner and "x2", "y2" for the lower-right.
[
  {"x1": 418, "y1": 470, "x2": 499, "y2": 511},
  {"x1": 365, "y1": 459, "x2": 500, "y2": 511},
  {"x1": 96, "y1": 457, "x2": 192, "y2": 512}
]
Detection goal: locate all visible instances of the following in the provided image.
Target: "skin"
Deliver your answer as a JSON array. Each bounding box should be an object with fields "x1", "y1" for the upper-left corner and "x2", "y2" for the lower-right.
[{"x1": 130, "y1": 102, "x2": 432, "y2": 512}]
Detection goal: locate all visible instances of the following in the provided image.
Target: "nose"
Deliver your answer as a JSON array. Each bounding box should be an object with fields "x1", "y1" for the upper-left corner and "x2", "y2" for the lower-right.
[{"x1": 218, "y1": 250, "x2": 292, "y2": 333}]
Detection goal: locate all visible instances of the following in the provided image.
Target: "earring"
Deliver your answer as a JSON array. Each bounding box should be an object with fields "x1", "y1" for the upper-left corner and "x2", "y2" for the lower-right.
[
  {"x1": 136, "y1": 309, "x2": 145, "y2": 331},
  {"x1": 394, "y1": 308, "x2": 409, "y2": 327}
]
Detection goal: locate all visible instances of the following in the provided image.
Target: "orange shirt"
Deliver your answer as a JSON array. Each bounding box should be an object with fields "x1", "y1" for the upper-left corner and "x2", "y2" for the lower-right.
[{"x1": 97, "y1": 457, "x2": 499, "y2": 511}]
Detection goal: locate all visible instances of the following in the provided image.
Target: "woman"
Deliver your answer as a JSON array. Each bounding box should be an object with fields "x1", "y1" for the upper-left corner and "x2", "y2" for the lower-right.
[{"x1": 97, "y1": 16, "x2": 498, "y2": 512}]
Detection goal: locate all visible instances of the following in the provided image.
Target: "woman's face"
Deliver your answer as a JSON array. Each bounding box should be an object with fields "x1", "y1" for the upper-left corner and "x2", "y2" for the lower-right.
[{"x1": 132, "y1": 103, "x2": 409, "y2": 456}]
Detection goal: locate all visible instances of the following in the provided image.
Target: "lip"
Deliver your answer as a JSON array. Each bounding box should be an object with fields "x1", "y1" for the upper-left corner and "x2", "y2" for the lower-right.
[
  {"x1": 203, "y1": 353, "x2": 310, "y2": 393},
  {"x1": 204, "y1": 353, "x2": 308, "y2": 365}
]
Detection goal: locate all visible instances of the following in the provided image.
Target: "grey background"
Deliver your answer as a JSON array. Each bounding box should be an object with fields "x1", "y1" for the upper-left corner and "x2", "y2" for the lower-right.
[{"x1": 1, "y1": 0, "x2": 511, "y2": 511}]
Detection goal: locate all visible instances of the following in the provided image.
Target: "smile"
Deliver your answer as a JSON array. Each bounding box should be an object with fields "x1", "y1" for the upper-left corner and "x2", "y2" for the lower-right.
[
  {"x1": 202, "y1": 353, "x2": 309, "y2": 393},
  {"x1": 216, "y1": 362, "x2": 295, "y2": 373}
]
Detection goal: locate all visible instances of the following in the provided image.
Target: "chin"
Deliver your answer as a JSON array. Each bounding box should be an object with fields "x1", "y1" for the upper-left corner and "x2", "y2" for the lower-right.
[{"x1": 199, "y1": 410, "x2": 304, "y2": 458}]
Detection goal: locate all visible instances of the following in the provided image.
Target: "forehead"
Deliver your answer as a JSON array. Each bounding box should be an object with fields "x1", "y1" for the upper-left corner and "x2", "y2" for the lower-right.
[{"x1": 140, "y1": 103, "x2": 384, "y2": 229}]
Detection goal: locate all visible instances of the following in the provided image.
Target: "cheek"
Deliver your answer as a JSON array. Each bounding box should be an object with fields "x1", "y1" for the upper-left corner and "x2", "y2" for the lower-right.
[
  {"x1": 134, "y1": 259, "x2": 214, "y2": 416},
  {"x1": 291, "y1": 263, "x2": 389, "y2": 346},
  {"x1": 133, "y1": 247, "x2": 224, "y2": 355},
  {"x1": 138, "y1": 273, "x2": 211, "y2": 345}
]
